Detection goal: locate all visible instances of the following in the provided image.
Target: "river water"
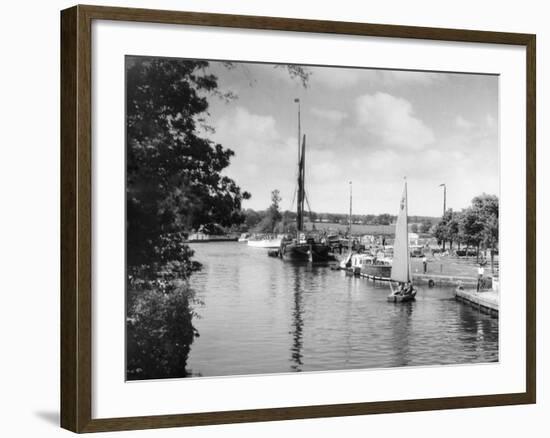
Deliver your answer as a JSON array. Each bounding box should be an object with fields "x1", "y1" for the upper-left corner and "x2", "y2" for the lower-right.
[{"x1": 187, "y1": 242, "x2": 498, "y2": 378}]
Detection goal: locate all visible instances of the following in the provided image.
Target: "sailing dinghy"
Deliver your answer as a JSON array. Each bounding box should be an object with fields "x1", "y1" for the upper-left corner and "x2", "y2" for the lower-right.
[{"x1": 387, "y1": 180, "x2": 417, "y2": 303}]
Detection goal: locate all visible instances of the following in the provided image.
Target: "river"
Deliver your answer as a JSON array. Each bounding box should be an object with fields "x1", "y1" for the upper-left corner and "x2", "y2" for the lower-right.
[{"x1": 186, "y1": 242, "x2": 498, "y2": 378}]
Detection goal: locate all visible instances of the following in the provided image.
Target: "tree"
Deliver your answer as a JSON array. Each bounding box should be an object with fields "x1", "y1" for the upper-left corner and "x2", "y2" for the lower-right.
[
  {"x1": 471, "y1": 193, "x2": 499, "y2": 270},
  {"x1": 420, "y1": 220, "x2": 432, "y2": 234},
  {"x1": 268, "y1": 189, "x2": 282, "y2": 231},
  {"x1": 377, "y1": 213, "x2": 392, "y2": 225},
  {"x1": 433, "y1": 221, "x2": 447, "y2": 249},
  {"x1": 410, "y1": 223, "x2": 419, "y2": 233},
  {"x1": 243, "y1": 208, "x2": 263, "y2": 230},
  {"x1": 434, "y1": 209, "x2": 453, "y2": 250},
  {"x1": 125, "y1": 57, "x2": 252, "y2": 379},
  {"x1": 459, "y1": 207, "x2": 485, "y2": 261},
  {"x1": 126, "y1": 57, "x2": 251, "y2": 271},
  {"x1": 445, "y1": 217, "x2": 460, "y2": 250}
]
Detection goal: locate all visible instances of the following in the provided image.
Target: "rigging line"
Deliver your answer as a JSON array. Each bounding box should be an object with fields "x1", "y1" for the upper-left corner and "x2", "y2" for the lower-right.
[
  {"x1": 288, "y1": 184, "x2": 297, "y2": 211},
  {"x1": 304, "y1": 191, "x2": 313, "y2": 217}
]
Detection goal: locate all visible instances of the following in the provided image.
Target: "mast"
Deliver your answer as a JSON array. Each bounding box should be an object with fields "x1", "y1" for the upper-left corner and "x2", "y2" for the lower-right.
[
  {"x1": 348, "y1": 181, "x2": 353, "y2": 236},
  {"x1": 294, "y1": 98, "x2": 301, "y2": 163},
  {"x1": 348, "y1": 181, "x2": 353, "y2": 251},
  {"x1": 296, "y1": 134, "x2": 306, "y2": 232}
]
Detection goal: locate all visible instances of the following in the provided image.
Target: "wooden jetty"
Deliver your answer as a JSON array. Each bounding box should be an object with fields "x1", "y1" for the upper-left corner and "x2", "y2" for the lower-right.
[{"x1": 454, "y1": 287, "x2": 499, "y2": 318}]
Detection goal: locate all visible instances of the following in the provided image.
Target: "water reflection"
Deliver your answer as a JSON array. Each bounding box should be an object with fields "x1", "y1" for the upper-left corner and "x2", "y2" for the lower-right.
[
  {"x1": 389, "y1": 302, "x2": 414, "y2": 367},
  {"x1": 290, "y1": 265, "x2": 304, "y2": 371}
]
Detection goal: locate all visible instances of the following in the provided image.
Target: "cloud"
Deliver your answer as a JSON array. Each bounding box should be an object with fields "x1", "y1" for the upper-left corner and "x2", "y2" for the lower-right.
[
  {"x1": 211, "y1": 107, "x2": 297, "y2": 209},
  {"x1": 216, "y1": 107, "x2": 279, "y2": 143},
  {"x1": 309, "y1": 67, "x2": 445, "y2": 90},
  {"x1": 310, "y1": 107, "x2": 348, "y2": 123},
  {"x1": 486, "y1": 113, "x2": 496, "y2": 128},
  {"x1": 455, "y1": 115, "x2": 474, "y2": 129},
  {"x1": 355, "y1": 92, "x2": 434, "y2": 150},
  {"x1": 310, "y1": 67, "x2": 362, "y2": 89},
  {"x1": 376, "y1": 70, "x2": 445, "y2": 86}
]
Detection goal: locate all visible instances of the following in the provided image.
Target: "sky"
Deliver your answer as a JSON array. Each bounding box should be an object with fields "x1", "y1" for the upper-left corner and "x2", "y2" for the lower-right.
[{"x1": 199, "y1": 60, "x2": 499, "y2": 217}]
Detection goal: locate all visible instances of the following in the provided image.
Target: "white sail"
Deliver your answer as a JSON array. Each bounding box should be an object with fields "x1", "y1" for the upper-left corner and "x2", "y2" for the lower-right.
[{"x1": 390, "y1": 181, "x2": 410, "y2": 283}]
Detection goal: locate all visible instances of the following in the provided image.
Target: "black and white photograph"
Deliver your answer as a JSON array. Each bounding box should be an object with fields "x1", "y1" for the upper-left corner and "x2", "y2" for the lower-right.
[{"x1": 125, "y1": 56, "x2": 500, "y2": 381}]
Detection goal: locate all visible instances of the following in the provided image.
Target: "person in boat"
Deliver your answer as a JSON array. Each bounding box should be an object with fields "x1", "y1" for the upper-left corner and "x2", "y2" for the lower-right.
[
  {"x1": 402, "y1": 282, "x2": 414, "y2": 295},
  {"x1": 395, "y1": 281, "x2": 414, "y2": 296}
]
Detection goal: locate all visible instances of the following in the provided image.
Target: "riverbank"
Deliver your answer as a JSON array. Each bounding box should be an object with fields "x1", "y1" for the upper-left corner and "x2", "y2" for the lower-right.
[
  {"x1": 454, "y1": 288, "x2": 499, "y2": 318},
  {"x1": 340, "y1": 254, "x2": 496, "y2": 287}
]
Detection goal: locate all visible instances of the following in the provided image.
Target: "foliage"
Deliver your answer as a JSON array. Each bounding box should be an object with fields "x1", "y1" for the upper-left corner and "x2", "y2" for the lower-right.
[
  {"x1": 125, "y1": 57, "x2": 251, "y2": 379},
  {"x1": 471, "y1": 193, "x2": 499, "y2": 248},
  {"x1": 267, "y1": 190, "x2": 283, "y2": 232},
  {"x1": 126, "y1": 282, "x2": 198, "y2": 380},
  {"x1": 445, "y1": 214, "x2": 460, "y2": 249},
  {"x1": 433, "y1": 220, "x2": 447, "y2": 246},
  {"x1": 432, "y1": 194, "x2": 499, "y2": 255},
  {"x1": 419, "y1": 220, "x2": 433, "y2": 234},
  {"x1": 238, "y1": 209, "x2": 426, "y2": 231},
  {"x1": 273, "y1": 64, "x2": 311, "y2": 88},
  {"x1": 376, "y1": 213, "x2": 393, "y2": 225},
  {"x1": 126, "y1": 57, "x2": 251, "y2": 268},
  {"x1": 459, "y1": 208, "x2": 485, "y2": 249}
]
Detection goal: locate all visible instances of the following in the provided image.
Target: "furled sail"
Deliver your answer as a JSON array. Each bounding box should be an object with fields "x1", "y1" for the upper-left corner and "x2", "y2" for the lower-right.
[
  {"x1": 390, "y1": 181, "x2": 410, "y2": 283},
  {"x1": 296, "y1": 134, "x2": 306, "y2": 232}
]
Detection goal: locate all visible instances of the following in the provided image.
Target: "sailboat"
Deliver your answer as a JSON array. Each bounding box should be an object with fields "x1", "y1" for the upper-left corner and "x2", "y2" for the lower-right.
[
  {"x1": 280, "y1": 134, "x2": 331, "y2": 262},
  {"x1": 387, "y1": 180, "x2": 417, "y2": 303},
  {"x1": 339, "y1": 182, "x2": 353, "y2": 269}
]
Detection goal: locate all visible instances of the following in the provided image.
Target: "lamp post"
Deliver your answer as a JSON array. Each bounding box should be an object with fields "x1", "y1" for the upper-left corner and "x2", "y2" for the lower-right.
[
  {"x1": 439, "y1": 183, "x2": 447, "y2": 251},
  {"x1": 439, "y1": 183, "x2": 446, "y2": 217}
]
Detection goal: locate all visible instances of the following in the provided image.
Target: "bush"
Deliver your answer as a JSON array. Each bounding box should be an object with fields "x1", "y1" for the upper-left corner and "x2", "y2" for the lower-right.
[{"x1": 126, "y1": 282, "x2": 198, "y2": 380}]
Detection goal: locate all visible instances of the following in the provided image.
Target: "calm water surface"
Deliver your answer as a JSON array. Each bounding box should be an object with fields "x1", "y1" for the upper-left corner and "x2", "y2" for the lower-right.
[{"x1": 187, "y1": 242, "x2": 498, "y2": 377}]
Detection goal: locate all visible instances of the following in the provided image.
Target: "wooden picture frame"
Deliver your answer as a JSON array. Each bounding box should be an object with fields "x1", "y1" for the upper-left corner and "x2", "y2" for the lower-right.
[{"x1": 61, "y1": 4, "x2": 536, "y2": 433}]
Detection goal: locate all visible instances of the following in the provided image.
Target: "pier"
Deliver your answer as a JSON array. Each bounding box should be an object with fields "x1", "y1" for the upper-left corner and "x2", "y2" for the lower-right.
[{"x1": 454, "y1": 288, "x2": 499, "y2": 318}]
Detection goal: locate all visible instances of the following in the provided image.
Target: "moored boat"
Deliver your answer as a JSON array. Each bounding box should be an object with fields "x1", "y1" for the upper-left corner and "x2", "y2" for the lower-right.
[
  {"x1": 350, "y1": 253, "x2": 392, "y2": 279},
  {"x1": 280, "y1": 132, "x2": 331, "y2": 262},
  {"x1": 281, "y1": 233, "x2": 332, "y2": 262},
  {"x1": 248, "y1": 235, "x2": 283, "y2": 249}
]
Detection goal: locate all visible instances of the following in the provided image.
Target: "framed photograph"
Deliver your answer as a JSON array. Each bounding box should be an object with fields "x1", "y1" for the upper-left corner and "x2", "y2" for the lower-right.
[{"x1": 60, "y1": 4, "x2": 536, "y2": 433}]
